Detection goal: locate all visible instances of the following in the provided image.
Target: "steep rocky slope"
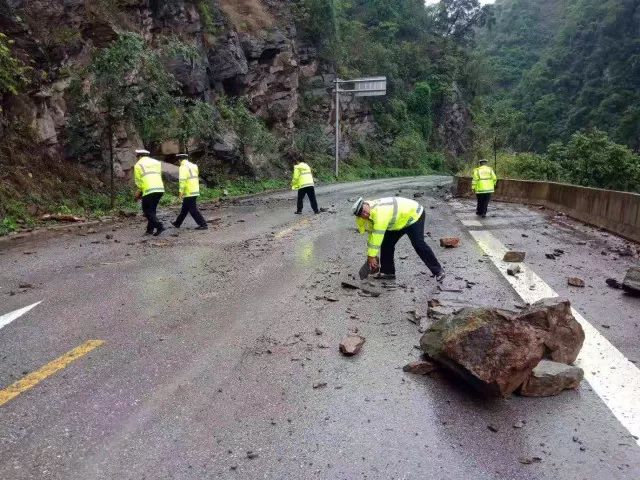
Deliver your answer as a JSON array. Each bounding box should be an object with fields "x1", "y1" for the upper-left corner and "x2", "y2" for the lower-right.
[{"x1": 0, "y1": 0, "x2": 474, "y2": 215}]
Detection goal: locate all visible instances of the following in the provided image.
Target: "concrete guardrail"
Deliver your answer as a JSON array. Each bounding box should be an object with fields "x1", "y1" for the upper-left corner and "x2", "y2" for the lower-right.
[{"x1": 454, "y1": 176, "x2": 640, "y2": 244}]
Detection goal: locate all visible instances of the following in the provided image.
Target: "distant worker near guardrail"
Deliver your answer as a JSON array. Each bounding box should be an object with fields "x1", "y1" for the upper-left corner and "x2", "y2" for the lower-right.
[
  {"x1": 352, "y1": 197, "x2": 445, "y2": 283},
  {"x1": 290, "y1": 151, "x2": 320, "y2": 215},
  {"x1": 134, "y1": 149, "x2": 165, "y2": 236},
  {"x1": 171, "y1": 153, "x2": 208, "y2": 231},
  {"x1": 472, "y1": 159, "x2": 498, "y2": 218}
]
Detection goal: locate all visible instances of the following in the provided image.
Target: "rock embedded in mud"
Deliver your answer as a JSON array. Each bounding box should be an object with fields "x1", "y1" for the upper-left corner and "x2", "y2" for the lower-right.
[
  {"x1": 439, "y1": 237, "x2": 460, "y2": 248},
  {"x1": 503, "y1": 251, "x2": 526, "y2": 262},
  {"x1": 403, "y1": 360, "x2": 437, "y2": 375},
  {"x1": 339, "y1": 335, "x2": 365, "y2": 356},
  {"x1": 519, "y1": 360, "x2": 583, "y2": 397}
]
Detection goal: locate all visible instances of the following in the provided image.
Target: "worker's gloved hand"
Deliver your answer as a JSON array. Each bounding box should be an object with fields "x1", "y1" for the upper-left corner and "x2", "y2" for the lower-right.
[
  {"x1": 367, "y1": 256, "x2": 380, "y2": 274},
  {"x1": 134, "y1": 191, "x2": 142, "y2": 201}
]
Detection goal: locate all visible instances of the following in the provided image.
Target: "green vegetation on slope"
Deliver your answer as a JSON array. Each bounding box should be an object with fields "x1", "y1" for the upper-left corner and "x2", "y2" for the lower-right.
[
  {"x1": 477, "y1": 0, "x2": 640, "y2": 153},
  {"x1": 294, "y1": 0, "x2": 491, "y2": 171}
]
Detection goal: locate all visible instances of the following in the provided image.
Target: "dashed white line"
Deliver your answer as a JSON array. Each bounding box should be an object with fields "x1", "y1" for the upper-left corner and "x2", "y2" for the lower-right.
[
  {"x1": 0, "y1": 302, "x2": 42, "y2": 331},
  {"x1": 464, "y1": 224, "x2": 640, "y2": 446}
]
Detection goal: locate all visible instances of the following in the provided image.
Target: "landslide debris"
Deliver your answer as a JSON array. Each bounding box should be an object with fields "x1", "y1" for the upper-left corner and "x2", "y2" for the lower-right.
[{"x1": 420, "y1": 298, "x2": 585, "y2": 397}]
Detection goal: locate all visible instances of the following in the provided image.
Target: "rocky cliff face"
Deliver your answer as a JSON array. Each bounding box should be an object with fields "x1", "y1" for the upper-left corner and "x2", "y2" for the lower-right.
[
  {"x1": 0, "y1": 0, "x2": 472, "y2": 195},
  {"x1": 1, "y1": 0, "x2": 315, "y2": 172}
]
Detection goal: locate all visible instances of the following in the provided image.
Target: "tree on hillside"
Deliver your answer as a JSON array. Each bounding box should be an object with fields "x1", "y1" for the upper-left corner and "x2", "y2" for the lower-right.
[
  {"x1": 434, "y1": 0, "x2": 493, "y2": 45},
  {"x1": 68, "y1": 33, "x2": 177, "y2": 207}
]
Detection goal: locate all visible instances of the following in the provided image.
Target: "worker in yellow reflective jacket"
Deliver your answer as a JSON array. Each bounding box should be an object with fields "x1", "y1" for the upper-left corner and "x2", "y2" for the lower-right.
[
  {"x1": 134, "y1": 149, "x2": 165, "y2": 236},
  {"x1": 472, "y1": 159, "x2": 498, "y2": 218},
  {"x1": 171, "y1": 154, "x2": 208, "y2": 231},
  {"x1": 352, "y1": 196, "x2": 445, "y2": 282},
  {"x1": 290, "y1": 151, "x2": 319, "y2": 214}
]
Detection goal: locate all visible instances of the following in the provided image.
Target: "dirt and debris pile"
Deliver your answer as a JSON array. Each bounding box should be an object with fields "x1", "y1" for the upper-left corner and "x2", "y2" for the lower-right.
[{"x1": 420, "y1": 298, "x2": 585, "y2": 397}]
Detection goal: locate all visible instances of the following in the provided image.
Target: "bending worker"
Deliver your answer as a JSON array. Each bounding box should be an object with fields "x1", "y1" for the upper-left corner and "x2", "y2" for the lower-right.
[
  {"x1": 134, "y1": 149, "x2": 165, "y2": 236},
  {"x1": 171, "y1": 153, "x2": 208, "y2": 230},
  {"x1": 472, "y1": 159, "x2": 497, "y2": 218},
  {"x1": 352, "y1": 196, "x2": 445, "y2": 282},
  {"x1": 290, "y1": 152, "x2": 319, "y2": 215}
]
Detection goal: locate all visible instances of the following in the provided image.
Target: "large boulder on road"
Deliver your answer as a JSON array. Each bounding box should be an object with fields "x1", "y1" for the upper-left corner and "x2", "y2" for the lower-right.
[
  {"x1": 420, "y1": 298, "x2": 585, "y2": 397},
  {"x1": 420, "y1": 308, "x2": 546, "y2": 397},
  {"x1": 516, "y1": 298, "x2": 584, "y2": 364}
]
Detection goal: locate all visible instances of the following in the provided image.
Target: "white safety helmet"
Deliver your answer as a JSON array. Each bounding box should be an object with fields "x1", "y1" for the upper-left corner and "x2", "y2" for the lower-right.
[{"x1": 352, "y1": 197, "x2": 364, "y2": 216}]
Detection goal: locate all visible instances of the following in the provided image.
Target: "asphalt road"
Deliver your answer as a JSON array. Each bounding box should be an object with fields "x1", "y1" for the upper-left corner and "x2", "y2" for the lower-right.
[{"x1": 1, "y1": 176, "x2": 639, "y2": 480}]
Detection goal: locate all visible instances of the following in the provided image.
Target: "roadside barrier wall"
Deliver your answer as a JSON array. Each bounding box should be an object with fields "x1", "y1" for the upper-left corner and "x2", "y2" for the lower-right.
[{"x1": 454, "y1": 176, "x2": 640, "y2": 243}]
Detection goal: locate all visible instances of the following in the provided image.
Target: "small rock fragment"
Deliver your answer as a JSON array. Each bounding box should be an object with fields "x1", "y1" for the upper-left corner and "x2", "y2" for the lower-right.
[
  {"x1": 246, "y1": 451, "x2": 258, "y2": 459},
  {"x1": 487, "y1": 425, "x2": 499, "y2": 433},
  {"x1": 315, "y1": 328, "x2": 323, "y2": 336},
  {"x1": 312, "y1": 382, "x2": 327, "y2": 389},
  {"x1": 622, "y1": 267, "x2": 640, "y2": 296},
  {"x1": 507, "y1": 265, "x2": 522, "y2": 276},
  {"x1": 413, "y1": 192, "x2": 424, "y2": 198},
  {"x1": 518, "y1": 457, "x2": 542, "y2": 465},
  {"x1": 503, "y1": 251, "x2": 526, "y2": 262},
  {"x1": 545, "y1": 253, "x2": 556, "y2": 260},
  {"x1": 316, "y1": 295, "x2": 338, "y2": 302},
  {"x1": 341, "y1": 280, "x2": 359, "y2": 290},
  {"x1": 18, "y1": 283, "x2": 33, "y2": 289},
  {"x1": 606, "y1": 278, "x2": 622, "y2": 289},
  {"x1": 339, "y1": 335, "x2": 365, "y2": 356},
  {"x1": 439, "y1": 237, "x2": 460, "y2": 248},
  {"x1": 567, "y1": 277, "x2": 585, "y2": 288},
  {"x1": 519, "y1": 360, "x2": 584, "y2": 397},
  {"x1": 402, "y1": 360, "x2": 437, "y2": 375},
  {"x1": 512, "y1": 421, "x2": 525, "y2": 429}
]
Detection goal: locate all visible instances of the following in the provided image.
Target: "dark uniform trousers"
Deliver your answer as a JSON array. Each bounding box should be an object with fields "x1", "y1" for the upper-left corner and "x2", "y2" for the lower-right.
[
  {"x1": 379, "y1": 212, "x2": 443, "y2": 276},
  {"x1": 142, "y1": 192, "x2": 164, "y2": 233},
  {"x1": 174, "y1": 196, "x2": 207, "y2": 228},
  {"x1": 476, "y1": 193, "x2": 492, "y2": 216},
  {"x1": 297, "y1": 186, "x2": 319, "y2": 213}
]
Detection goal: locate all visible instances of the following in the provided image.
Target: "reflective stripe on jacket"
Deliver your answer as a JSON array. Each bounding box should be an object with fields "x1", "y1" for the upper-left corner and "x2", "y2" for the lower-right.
[
  {"x1": 179, "y1": 160, "x2": 200, "y2": 197},
  {"x1": 356, "y1": 197, "x2": 425, "y2": 257},
  {"x1": 134, "y1": 157, "x2": 165, "y2": 196},
  {"x1": 472, "y1": 165, "x2": 497, "y2": 194},
  {"x1": 291, "y1": 162, "x2": 314, "y2": 190}
]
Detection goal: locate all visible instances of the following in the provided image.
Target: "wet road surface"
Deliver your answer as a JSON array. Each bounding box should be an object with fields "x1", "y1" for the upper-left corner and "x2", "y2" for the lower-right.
[{"x1": 1, "y1": 176, "x2": 639, "y2": 479}]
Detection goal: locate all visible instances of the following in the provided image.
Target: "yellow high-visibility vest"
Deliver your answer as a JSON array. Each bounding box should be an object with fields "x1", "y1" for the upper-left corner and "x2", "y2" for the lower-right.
[
  {"x1": 179, "y1": 160, "x2": 200, "y2": 197},
  {"x1": 472, "y1": 165, "x2": 497, "y2": 194},
  {"x1": 355, "y1": 197, "x2": 424, "y2": 257},
  {"x1": 134, "y1": 156, "x2": 165, "y2": 196},
  {"x1": 291, "y1": 162, "x2": 314, "y2": 190}
]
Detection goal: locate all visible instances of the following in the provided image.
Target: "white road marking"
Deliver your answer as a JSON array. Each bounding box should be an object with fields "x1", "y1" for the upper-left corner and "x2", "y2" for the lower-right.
[
  {"x1": 467, "y1": 227, "x2": 640, "y2": 445},
  {"x1": 0, "y1": 302, "x2": 42, "y2": 331},
  {"x1": 461, "y1": 219, "x2": 483, "y2": 227}
]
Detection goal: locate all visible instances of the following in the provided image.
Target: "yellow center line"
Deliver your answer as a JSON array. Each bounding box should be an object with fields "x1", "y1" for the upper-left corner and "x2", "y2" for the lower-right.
[
  {"x1": 0, "y1": 340, "x2": 104, "y2": 407},
  {"x1": 274, "y1": 218, "x2": 311, "y2": 239}
]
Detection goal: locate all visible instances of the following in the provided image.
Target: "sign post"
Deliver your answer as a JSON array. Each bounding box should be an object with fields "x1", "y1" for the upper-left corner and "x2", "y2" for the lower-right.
[{"x1": 333, "y1": 76, "x2": 387, "y2": 178}]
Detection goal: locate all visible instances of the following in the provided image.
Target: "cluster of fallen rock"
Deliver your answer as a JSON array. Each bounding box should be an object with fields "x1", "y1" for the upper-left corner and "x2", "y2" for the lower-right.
[{"x1": 416, "y1": 298, "x2": 585, "y2": 397}]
